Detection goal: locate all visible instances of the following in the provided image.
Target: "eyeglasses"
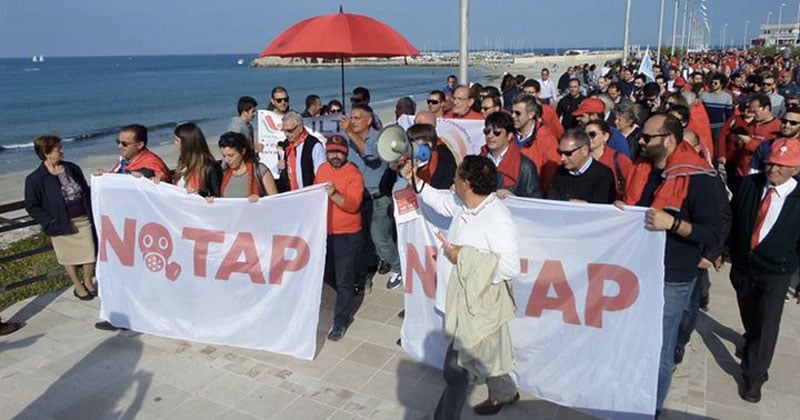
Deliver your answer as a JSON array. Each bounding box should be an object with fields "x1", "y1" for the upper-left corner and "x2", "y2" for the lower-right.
[
  {"x1": 640, "y1": 132, "x2": 670, "y2": 143},
  {"x1": 329, "y1": 107, "x2": 341, "y2": 113},
  {"x1": 762, "y1": 83, "x2": 774, "y2": 87},
  {"x1": 116, "y1": 140, "x2": 136, "y2": 147},
  {"x1": 350, "y1": 96, "x2": 364, "y2": 103},
  {"x1": 482, "y1": 127, "x2": 503, "y2": 136},
  {"x1": 427, "y1": 99, "x2": 441, "y2": 105},
  {"x1": 512, "y1": 111, "x2": 524, "y2": 116},
  {"x1": 557, "y1": 145, "x2": 585, "y2": 157},
  {"x1": 273, "y1": 97, "x2": 289, "y2": 103},
  {"x1": 282, "y1": 125, "x2": 300, "y2": 133},
  {"x1": 781, "y1": 118, "x2": 800, "y2": 126}
]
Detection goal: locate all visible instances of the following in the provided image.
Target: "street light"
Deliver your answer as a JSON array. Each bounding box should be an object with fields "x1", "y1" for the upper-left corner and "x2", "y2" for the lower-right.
[
  {"x1": 779, "y1": 3, "x2": 787, "y2": 47},
  {"x1": 744, "y1": 20, "x2": 750, "y2": 50},
  {"x1": 722, "y1": 23, "x2": 728, "y2": 50}
]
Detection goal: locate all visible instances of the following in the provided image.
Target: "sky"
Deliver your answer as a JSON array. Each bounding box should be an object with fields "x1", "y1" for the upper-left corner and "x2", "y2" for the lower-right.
[{"x1": 0, "y1": 0, "x2": 795, "y2": 58}]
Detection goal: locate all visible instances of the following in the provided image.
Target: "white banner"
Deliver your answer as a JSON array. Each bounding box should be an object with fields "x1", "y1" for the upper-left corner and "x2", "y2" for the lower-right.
[
  {"x1": 256, "y1": 110, "x2": 328, "y2": 178},
  {"x1": 398, "y1": 194, "x2": 665, "y2": 418},
  {"x1": 91, "y1": 174, "x2": 328, "y2": 360}
]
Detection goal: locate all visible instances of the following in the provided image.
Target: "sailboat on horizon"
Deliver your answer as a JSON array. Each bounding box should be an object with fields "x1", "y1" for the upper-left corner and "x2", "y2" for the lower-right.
[{"x1": 31, "y1": 54, "x2": 44, "y2": 63}]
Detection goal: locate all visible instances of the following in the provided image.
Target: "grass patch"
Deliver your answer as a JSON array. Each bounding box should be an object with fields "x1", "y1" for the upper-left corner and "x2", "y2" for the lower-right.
[{"x1": 0, "y1": 232, "x2": 69, "y2": 308}]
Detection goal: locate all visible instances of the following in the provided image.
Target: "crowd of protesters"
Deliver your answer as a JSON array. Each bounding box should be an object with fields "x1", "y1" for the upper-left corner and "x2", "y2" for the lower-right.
[{"x1": 10, "y1": 49, "x2": 800, "y2": 417}]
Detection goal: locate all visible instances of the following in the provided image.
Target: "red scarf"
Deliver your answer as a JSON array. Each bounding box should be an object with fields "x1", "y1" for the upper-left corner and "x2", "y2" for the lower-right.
[
  {"x1": 220, "y1": 162, "x2": 260, "y2": 197},
  {"x1": 481, "y1": 142, "x2": 522, "y2": 188},
  {"x1": 624, "y1": 141, "x2": 715, "y2": 210},
  {"x1": 285, "y1": 130, "x2": 309, "y2": 190}
]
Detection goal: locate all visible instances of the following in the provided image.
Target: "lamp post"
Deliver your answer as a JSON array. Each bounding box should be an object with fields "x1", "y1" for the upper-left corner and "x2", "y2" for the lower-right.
[
  {"x1": 779, "y1": 2, "x2": 787, "y2": 47},
  {"x1": 623, "y1": 0, "x2": 631, "y2": 64},
  {"x1": 744, "y1": 20, "x2": 750, "y2": 50},
  {"x1": 657, "y1": 0, "x2": 665, "y2": 64},
  {"x1": 722, "y1": 23, "x2": 728, "y2": 50},
  {"x1": 671, "y1": 0, "x2": 679, "y2": 57},
  {"x1": 458, "y1": 0, "x2": 468, "y2": 85}
]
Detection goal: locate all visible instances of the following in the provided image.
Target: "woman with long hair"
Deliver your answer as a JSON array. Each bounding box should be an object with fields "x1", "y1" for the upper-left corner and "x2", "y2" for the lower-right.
[
  {"x1": 24, "y1": 135, "x2": 96, "y2": 300},
  {"x1": 215, "y1": 131, "x2": 278, "y2": 201},
  {"x1": 173, "y1": 123, "x2": 222, "y2": 197}
]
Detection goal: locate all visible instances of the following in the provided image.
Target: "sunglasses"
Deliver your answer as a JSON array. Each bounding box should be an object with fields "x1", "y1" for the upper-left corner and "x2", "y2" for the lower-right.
[
  {"x1": 350, "y1": 97, "x2": 364, "y2": 103},
  {"x1": 781, "y1": 118, "x2": 800, "y2": 126},
  {"x1": 116, "y1": 140, "x2": 137, "y2": 147},
  {"x1": 482, "y1": 127, "x2": 504, "y2": 136},
  {"x1": 329, "y1": 108, "x2": 342, "y2": 113},
  {"x1": 273, "y1": 97, "x2": 289, "y2": 103},
  {"x1": 427, "y1": 99, "x2": 441, "y2": 105},
  {"x1": 282, "y1": 125, "x2": 300, "y2": 133},
  {"x1": 640, "y1": 132, "x2": 670, "y2": 143},
  {"x1": 557, "y1": 145, "x2": 585, "y2": 157}
]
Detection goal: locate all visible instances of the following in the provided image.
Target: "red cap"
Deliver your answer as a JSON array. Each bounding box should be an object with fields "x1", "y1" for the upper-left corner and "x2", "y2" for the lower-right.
[
  {"x1": 766, "y1": 139, "x2": 800, "y2": 166},
  {"x1": 673, "y1": 77, "x2": 686, "y2": 88},
  {"x1": 571, "y1": 98, "x2": 605, "y2": 116},
  {"x1": 325, "y1": 135, "x2": 349, "y2": 155}
]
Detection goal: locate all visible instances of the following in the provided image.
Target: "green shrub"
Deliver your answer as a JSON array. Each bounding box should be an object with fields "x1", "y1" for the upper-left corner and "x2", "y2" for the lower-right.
[{"x1": 0, "y1": 233, "x2": 69, "y2": 308}]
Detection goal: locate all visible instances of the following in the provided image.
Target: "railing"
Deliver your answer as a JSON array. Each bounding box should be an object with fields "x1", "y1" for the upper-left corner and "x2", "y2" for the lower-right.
[{"x1": 0, "y1": 200, "x2": 64, "y2": 293}]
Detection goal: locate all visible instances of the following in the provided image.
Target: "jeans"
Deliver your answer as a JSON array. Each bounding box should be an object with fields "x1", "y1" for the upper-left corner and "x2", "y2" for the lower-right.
[
  {"x1": 370, "y1": 196, "x2": 400, "y2": 272},
  {"x1": 325, "y1": 233, "x2": 362, "y2": 328},
  {"x1": 677, "y1": 270, "x2": 706, "y2": 349},
  {"x1": 434, "y1": 342, "x2": 518, "y2": 420},
  {"x1": 656, "y1": 278, "x2": 697, "y2": 412},
  {"x1": 356, "y1": 195, "x2": 377, "y2": 289}
]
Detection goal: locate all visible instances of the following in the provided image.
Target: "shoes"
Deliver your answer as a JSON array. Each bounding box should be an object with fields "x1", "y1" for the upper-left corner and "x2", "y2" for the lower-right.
[
  {"x1": 386, "y1": 272, "x2": 402, "y2": 290},
  {"x1": 378, "y1": 260, "x2": 391, "y2": 275},
  {"x1": 735, "y1": 347, "x2": 743, "y2": 360},
  {"x1": 674, "y1": 346, "x2": 685, "y2": 365},
  {"x1": 94, "y1": 321, "x2": 126, "y2": 331},
  {"x1": 474, "y1": 392, "x2": 520, "y2": 415},
  {"x1": 742, "y1": 379, "x2": 762, "y2": 403},
  {"x1": 0, "y1": 321, "x2": 23, "y2": 336},
  {"x1": 84, "y1": 282, "x2": 98, "y2": 297},
  {"x1": 396, "y1": 338, "x2": 402, "y2": 346},
  {"x1": 398, "y1": 309, "x2": 405, "y2": 318},
  {"x1": 73, "y1": 288, "x2": 94, "y2": 301},
  {"x1": 327, "y1": 325, "x2": 347, "y2": 341}
]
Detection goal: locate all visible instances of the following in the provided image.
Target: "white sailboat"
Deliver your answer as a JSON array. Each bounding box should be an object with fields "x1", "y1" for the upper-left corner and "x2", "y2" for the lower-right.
[
  {"x1": 38, "y1": 55, "x2": 45, "y2": 62},
  {"x1": 32, "y1": 55, "x2": 39, "y2": 63}
]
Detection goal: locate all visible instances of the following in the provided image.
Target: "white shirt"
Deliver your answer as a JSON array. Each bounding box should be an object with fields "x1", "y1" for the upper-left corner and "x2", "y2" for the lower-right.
[
  {"x1": 538, "y1": 78, "x2": 558, "y2": 100},
  {"x1": 418, "y1": 187, "x2": 521, "y2": 311},
  {"x1": 486, "y1": 145, "x2": 509, "y2": 168},
  {"x1": 756, "y1": 177, "x2": 797, "y2": 243},
  {"x1": 569, "y1": 157, "x2": 594, "y2": 176},
  {"x1": 293, "y1": 138, "x2": 326, "y2": 188}
]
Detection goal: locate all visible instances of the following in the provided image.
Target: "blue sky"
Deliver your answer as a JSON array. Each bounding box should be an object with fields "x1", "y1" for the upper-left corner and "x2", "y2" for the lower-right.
[{"x1": 0, "y1": 0, "x2": 794, "y2": 57}]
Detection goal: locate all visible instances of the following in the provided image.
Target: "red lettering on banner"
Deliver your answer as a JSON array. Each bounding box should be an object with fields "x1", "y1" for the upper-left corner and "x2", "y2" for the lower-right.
[
  {"x1": 215, "y1": 232, "x2": 266, "y2": 283},
  {"x1": 98, "y1": 216, "x2": 136, "y2": 266},
  {"x1": 182, "y1": 227, "x2": 225, "y2": 277},
  {"x1": 584, "y1": 263, "x2": 639, "y2": 328},
  {"x1": 405, "y1": 243, "x2": 437, "y2": 298},
  {"x1": 525, "y1": 260, "x2": 581, "y2": 325},
  {"x1": 269, "y1": 235, "x2": 310, "y2": 285}
]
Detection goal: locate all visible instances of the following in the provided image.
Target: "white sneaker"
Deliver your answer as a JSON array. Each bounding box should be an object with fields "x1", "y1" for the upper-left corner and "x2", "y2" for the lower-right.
[{"x1": 386, "y1": 272, "x2": 403, "y2": 290}]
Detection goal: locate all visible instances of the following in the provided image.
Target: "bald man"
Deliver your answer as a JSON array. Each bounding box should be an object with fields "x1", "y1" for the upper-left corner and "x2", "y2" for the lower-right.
[{"x1": 415, "y1": 110, "x2": 437, "y2": 126}]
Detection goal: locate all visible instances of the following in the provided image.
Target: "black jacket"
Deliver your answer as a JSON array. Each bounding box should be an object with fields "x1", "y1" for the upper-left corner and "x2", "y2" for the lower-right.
[
  {"x1": 24, "y1": 161, "x2": 92, "y2": 236},
  {"x1": 499, "y1": 154, "x2": 542, "y2": 198},
  {"x1": 730, "y1": 173, "x2": 800, "y2": 274}
]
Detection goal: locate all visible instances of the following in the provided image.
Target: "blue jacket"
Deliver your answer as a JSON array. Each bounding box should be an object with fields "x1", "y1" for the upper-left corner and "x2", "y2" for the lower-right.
[{"x1": 24, "y1": 161, "x2": 92, "y2": 236}]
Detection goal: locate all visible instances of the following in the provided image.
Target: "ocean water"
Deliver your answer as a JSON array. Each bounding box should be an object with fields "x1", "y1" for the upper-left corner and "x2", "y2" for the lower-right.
[{"x1": 0, "y1": 54, "x2": 486, "y2": 174}]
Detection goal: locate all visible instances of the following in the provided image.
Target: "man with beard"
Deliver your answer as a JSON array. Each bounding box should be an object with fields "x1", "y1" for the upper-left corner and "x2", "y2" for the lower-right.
[
  {"x1": 315, "y1": 135, "x2": 365, "y2": 341},
  {"x1": 622, "y1": 112, "x2": 723, "y2": 416},
  {"x1": 749, "y1": 106, "x2": 800, "y2": 174}
]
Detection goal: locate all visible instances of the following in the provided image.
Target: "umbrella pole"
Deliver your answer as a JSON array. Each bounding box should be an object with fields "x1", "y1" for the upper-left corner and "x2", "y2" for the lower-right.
[{"x1": 340, "y1": 55, "x2": 346, "y2": 113}]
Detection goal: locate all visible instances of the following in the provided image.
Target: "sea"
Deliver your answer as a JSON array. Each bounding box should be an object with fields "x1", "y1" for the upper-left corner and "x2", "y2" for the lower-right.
[{"x1": 0, "y1": 54, "x2": 489, "y2": 175}]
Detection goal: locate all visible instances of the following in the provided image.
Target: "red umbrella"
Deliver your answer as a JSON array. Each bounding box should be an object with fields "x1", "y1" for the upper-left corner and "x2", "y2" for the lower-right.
[{"x1": 258, "y1": 8, "x2": 420, "y2": 109}]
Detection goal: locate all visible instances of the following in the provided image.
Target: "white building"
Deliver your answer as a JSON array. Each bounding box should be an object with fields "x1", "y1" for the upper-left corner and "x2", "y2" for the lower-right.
[{"x1": 752, "y1": 23, "x2": 800, "y2": 47}]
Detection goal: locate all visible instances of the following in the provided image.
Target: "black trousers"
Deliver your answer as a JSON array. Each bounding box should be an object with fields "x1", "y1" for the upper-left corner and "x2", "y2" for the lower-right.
[
  {"x1": 325, "y1": 233, "x2": 362, "y2": 328},
  {"x1": 730, "y1": 266, "x2": 792, "y2": 384}
]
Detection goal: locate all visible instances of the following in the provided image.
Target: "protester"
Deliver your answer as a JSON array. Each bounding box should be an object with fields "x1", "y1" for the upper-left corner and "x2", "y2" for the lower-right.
[
  {"x1": 276, "y1": 112, "x2": 325, "y2": 192},
  {"x1": 395, "y1": 96, "x2": 416, "y2": 120},
  {"x1": 216, "y1": 132, "x2": 277, "y2": 200},
  {"x1": 301, "y1": 94, "x2": 322, "y2": 118},
  {"x1": 443, "y1": 74, "x2": 457, "y2": 94},
  {"x1": 727, "y1": 95, "x2": 781, "y2": 189},
  {"x1": 427, "y1": 90, "x2": 446, "y2": 118},
  {"x1": 510, "y1": 93, "x2": 560, "y2": 194},
  {"x1": 622, "y1": 112, "x2": 722, "y2": 415},
  {"x1": 521, "y1": 79, "x2": 565, "y2": 138},
  {"x1": 480, "y1": 94, "x2": 502, "y2": 117},
  {"x1": 341, "y1": 104, "x2": 402, "y2": 290},
  {"x1": 25, "y1": 135, "x2": 96, "y2": 300},
  {"x1": 748, "y1": 106, "x2": 800, "y2": 174},
  {"x1": 700, "y1": 74, "x2": 734, "y2": 155},
  {"x1": 762, "y1": 73, "x2": 786, "y2": 118},
  {"x1": 267, "y1": 86, "x2": 291, "y2": 115},
  {"x1": 172, "y1": 123, "x2": 222, "y2": 197},
  {"x1": 401, "y1": 155, "x2": 521, "y2": 419},
  {"x1": 480, "y1": 111, "x2": 541, "y2": 198},
  {"x1": 445, "y1": 85, "x2": 483, "y2": 119},
  {"x1": 351, "y1": 86, "x2": 383, "y2": 130},
  {"x1": 585, "y1": 120, "x2": 632, "y2": 199},
  {"x1": 228, "y1": 96, "x2": 259, "y2": 150},
  {"x1": 327, "y1": 100, "x2": 343, "y2": 114},
  {"x1": 107, "y1": 124, "x2": 170, "y2": 181},
  {"x1": 547, "y1": 129, "x2": 615, "y2": 204},
  {"x1": 314, "y1": 135, "x2": 365, "y2": 341},
  {"x1": 572, "y1": 97, "x2": 631, "y2": 157},
  {"x1": 729, "y1": 139, "x2": 800, "y2": 403},
  {"x1": 556, "y1": 79, "x2": 585, "y2": 130},
  {"x1": 406, "y1": 123, "x2": 456, "y2": 189}
]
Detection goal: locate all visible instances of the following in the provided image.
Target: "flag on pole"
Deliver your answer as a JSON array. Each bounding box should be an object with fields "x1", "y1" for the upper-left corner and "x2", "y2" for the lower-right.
[{"x1": 639, "y1": 47, "x2": 655, "y2": 82}]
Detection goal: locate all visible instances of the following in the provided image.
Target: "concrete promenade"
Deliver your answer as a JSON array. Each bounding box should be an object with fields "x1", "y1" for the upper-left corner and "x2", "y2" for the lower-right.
[{"x1": 1, "y1": 266, "x2": 798, "y2": 419}]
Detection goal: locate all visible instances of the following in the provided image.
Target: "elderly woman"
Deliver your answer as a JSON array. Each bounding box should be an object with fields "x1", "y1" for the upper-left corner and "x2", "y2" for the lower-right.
[
  {"x1": 173, "y1": 123, "x2": 222, "y2": 197},
  {"x1": 24, "y1": 135, "x2": 96, "y2": 300},
  {"x1": 614, "y1": 102, "x2": 643, "y2": 160},
  {"x1": 216, "y1": 131, "x2": 278, "y2": 201}
]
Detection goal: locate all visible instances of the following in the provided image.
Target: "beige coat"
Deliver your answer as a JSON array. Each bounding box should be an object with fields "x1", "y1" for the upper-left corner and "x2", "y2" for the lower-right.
[{"x1": 445, "y1": 245, "x2": 516, "y2": 380}]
